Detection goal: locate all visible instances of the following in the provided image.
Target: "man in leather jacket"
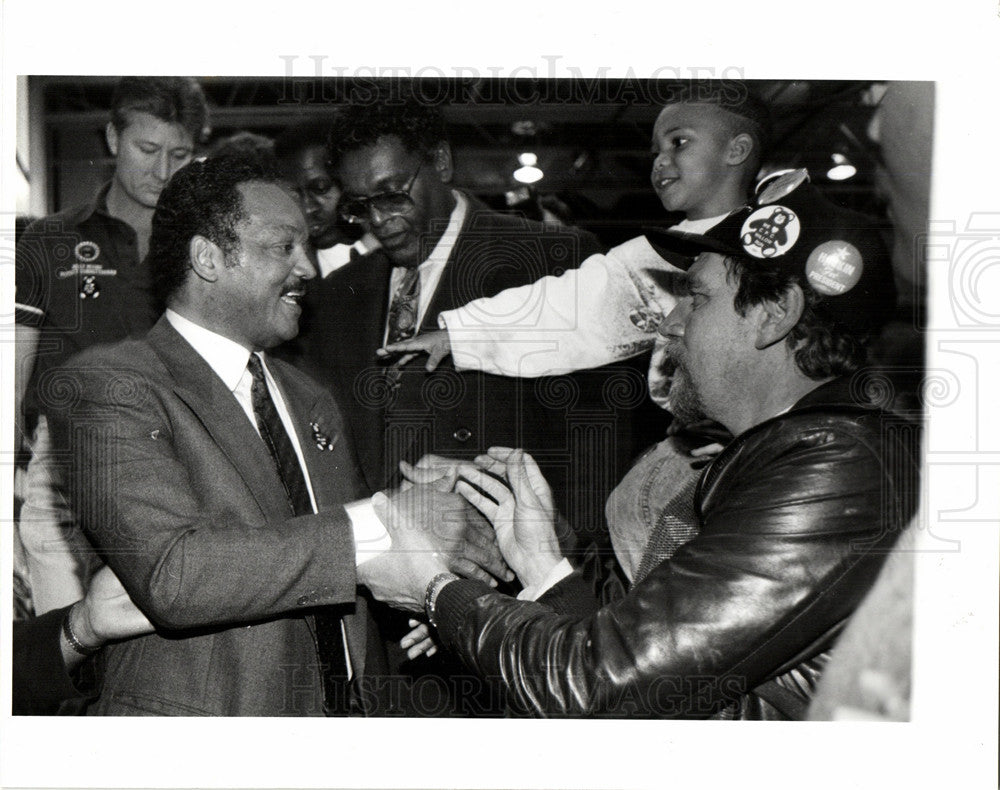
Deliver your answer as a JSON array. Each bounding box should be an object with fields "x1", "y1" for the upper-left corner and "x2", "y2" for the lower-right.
[{"x1": 360, "y1": 171, "x2": 920, "y2": 718}]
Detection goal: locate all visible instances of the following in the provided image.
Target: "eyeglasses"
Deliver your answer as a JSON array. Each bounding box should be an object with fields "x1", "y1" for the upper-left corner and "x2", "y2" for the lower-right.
[{"x1": 339, "y1": 162, "x2": 423, "y2": 224}]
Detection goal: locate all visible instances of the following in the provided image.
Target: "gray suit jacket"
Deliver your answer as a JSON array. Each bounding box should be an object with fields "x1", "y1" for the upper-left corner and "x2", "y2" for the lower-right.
[{"x1": 47, "y1": 316, "x2": 369, "y2": 716}]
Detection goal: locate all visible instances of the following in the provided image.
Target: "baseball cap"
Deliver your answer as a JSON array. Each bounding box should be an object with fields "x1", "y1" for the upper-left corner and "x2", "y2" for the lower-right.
[{"x1": 644, "y1": 169, "x2": 895, "y2": 334}]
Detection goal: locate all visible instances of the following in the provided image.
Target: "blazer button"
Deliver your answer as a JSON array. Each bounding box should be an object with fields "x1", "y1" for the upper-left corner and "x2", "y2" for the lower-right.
[
  {"x1": 453, "y1": 427, "x2": 472, "y2": 442},
  {"x1": 296, "y1": 595, "x2": 309, "y2": 606}
]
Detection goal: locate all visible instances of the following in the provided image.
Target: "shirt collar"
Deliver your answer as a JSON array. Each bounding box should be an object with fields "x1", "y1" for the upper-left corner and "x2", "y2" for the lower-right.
[
  {"x1": 355, "y1": 231, "x2": 380, "y2": 256},
  {"x1": 77, "y1": 182, "x2": 116, "y2": 223},
  {"x1": 165, "y1": 308, "x2": 254, "y2": 392},
  {"x1": 674, "y1": 211, "x2": 733, "y2": 234}
]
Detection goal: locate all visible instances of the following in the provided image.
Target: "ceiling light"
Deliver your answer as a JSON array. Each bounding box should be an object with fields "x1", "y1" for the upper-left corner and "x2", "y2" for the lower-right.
[
  {"x1": 514, "y1": 151, "x2": 543, "y2": 183},
  {"x1": 514, "y1": 165, "x2": 544, "y2": 184}
]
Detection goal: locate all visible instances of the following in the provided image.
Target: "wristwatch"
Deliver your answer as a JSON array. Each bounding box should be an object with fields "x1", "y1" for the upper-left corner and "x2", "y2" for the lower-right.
[{"x1": 423, "y1": 572, "x2": 460, "y2": 629}]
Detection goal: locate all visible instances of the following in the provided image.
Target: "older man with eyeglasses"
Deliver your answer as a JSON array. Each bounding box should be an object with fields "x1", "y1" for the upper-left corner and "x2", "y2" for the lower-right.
[{"x1": 286, "y1": 86, "x2": 650, "y2": 715}]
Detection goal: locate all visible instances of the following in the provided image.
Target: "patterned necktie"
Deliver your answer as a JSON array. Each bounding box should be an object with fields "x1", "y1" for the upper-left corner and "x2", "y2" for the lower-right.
[
  {"x1": 247, "y1": 353, "x2": 351, "y2": 714},
  {"x1": 386, "y1": 266, "x2": 421, "y2": 344}
]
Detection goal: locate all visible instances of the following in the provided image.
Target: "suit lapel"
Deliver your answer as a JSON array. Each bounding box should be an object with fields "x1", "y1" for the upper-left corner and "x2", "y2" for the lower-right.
[
  {"x1": 268, "y1": 360, "x2": 338, "y2": 503},
  {"x1": 348, "y1": 251, "x2": 394, "y2": 358},
  {"x1": 146, "y1": 317, "x2": 290, "y2": 520},
  {"x1": 269, "y1": 356, "x2": 370, "y2": 679}
]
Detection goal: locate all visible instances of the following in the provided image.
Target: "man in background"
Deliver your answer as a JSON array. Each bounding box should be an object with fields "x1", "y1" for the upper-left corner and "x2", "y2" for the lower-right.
[
  {"x1": 273, "y1": 119, "x2": 378, "y2": 277},
  {"x1": 300, "y1": 88, "x2": 636, "y2": 547}
]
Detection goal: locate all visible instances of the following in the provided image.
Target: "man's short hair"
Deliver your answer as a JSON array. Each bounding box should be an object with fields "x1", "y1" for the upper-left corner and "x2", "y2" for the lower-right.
[
  {"x1": 663, "y1": 80, "x2": 772, "y2": 174},
  {"x1": 148, "y1": 155, "x2": 282, "y2": 304},
  {"x1": 110, "y1": 77, "x2": 209, "y2": 143},
  {"x1": 328, "y1": 86, "x2": 446, "y2": 165},
  {"x1": 726, "y1": 255, "x2": 872, "y2": 379}
]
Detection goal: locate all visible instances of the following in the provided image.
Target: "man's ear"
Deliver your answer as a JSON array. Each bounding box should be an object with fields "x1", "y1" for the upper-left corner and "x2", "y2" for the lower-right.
[
  {"x1": 105, "y1": 122, "x2": 119, "y2": 157},
  {"x1": 432, "y1": 142, "x2": 454, "y2": 183},
  {"x1": 726, "y1": 132, "x2": 754, "y2": 167},
  {"x1": 755, "y1": 282, "x2": 805, "y2": 349},
  {"x1": 189, "y1": 235, "x2": 225, "y2": 283}
]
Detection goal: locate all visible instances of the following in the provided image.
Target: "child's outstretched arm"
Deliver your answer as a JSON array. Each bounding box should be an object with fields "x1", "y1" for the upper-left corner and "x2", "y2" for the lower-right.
[{"x1": 380, "y1": 235, "x2": 680, "y2": 377}]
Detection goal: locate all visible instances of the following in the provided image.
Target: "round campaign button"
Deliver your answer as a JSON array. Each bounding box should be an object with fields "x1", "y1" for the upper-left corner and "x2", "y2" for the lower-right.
[
  {"x1": 74, "y1": 240, "x2": 100, "y2": 263},
  {"x1": 804, "y1": 241, "x2": 864, "y2": 296},
  {"x1": 757, "y1": 168, "x2": 810, "y2": 205},
  {"x1": 740, "y1": 205, "x2": 800, "y2": 259}
]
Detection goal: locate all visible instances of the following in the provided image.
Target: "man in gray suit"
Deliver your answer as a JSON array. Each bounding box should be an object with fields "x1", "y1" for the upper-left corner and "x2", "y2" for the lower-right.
[{"x1": 47, "y1": 155, "x2": 494, "y2": 716}]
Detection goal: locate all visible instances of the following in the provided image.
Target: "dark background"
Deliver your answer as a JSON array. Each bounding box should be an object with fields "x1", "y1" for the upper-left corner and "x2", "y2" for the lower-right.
[{"x1": 28, "y1": 77, "x2": 890, "y2": 248}]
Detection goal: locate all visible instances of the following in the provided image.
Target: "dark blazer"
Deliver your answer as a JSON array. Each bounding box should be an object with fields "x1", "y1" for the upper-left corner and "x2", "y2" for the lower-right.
[
  {"x1": 46, "y1": 317, "x2": 371, "y2": 716},
  {"x1": 287, "y1": 199, "x2": 642, "y2": 542}
]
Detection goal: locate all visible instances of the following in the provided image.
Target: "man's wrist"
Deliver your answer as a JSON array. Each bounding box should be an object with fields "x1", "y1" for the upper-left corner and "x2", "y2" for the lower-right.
[
  {"x1": 517, "y1": 557, "x2": 573, "y2": 601},
  {"x1": 519, "y1": 552, "x2": 566, "y2": 590},
  {"x1": 64, "y1": 603, "x2": 102, "y2": 655},
  {"x1": 424, "y1": 572, "x2": 460, "y2": 629}
]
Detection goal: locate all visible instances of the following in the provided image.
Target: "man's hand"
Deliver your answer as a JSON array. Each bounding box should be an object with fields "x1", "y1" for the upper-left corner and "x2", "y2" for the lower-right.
[
  {"x1": 377, "y1": 329, "x2": 452, "y2": 372},
  {"x1": 400, "y1": 620, "x2": 438, "y2": 660},
  {"x1": 398, "y1": 454, "x2": 462, "y2": 492},
  {"x1": 455, "y1": 448, "x2": 564, "y2": 590},
  {"x1": 399, "y1": 456, "x2": 514, "y2": 586},
  {"x1": 70, "y1": 564, "x2": 154, "y2": 648},
  {"x1": 358, "y1": 483, "x2": 509, "y2": 612},
  {"x1": 357, "y1": 488, "x2": 455, "y2": 612}
]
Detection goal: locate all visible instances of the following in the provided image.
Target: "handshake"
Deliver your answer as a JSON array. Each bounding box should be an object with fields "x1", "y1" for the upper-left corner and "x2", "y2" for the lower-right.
[{"x1": 357, "y1": 448, "x2": 567, "y2": 657}]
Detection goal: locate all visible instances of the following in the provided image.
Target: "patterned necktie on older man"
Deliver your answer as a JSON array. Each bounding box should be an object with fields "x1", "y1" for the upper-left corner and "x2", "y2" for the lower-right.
[
  {"x1": 386, "y1": 265, "x2": 421, "y2": 344},
  {"x1": 384, "y1": 266, "x2": 421, "y2": 389}
]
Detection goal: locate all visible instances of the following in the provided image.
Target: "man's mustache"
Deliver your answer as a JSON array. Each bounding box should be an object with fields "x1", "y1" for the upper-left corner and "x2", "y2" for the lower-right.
[{"x1": 658, "y1": 339, "x2": 685, "y2": 371}]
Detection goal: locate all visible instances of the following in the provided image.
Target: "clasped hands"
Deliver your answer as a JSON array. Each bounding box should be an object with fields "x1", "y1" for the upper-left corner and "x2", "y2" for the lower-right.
[{"x1": 358, "y1": 448, "x2": 566, "y2": 659}]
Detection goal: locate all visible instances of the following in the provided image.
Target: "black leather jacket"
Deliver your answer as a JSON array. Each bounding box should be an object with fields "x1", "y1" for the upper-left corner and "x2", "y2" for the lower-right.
[{"x1": 433, "y1": 378, "x2": 920, "y2": 718}]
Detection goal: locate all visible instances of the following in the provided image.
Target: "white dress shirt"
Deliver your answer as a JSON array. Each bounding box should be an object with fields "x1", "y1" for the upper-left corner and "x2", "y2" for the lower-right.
[
  {"x1": 314, "y1": 232, "x2": 381, "y2": 277},
  {"x1": 164, "y1": 309, "x2": 391, "y2": 565}
]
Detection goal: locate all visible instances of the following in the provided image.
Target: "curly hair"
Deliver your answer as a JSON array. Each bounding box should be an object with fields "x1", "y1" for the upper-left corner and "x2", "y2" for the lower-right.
[
  {"x1": 148, "y1": 155, "x2": 283, "y2": 305},
  {"x1": 327, "y1": 85, "x2": 447, "y2": 166},
  {"x1": 110, "y1": 77, "x2": 210, "y2": 142},
  {"x1": 724, "y1": 255, "x2": 871, "y2": 379}
]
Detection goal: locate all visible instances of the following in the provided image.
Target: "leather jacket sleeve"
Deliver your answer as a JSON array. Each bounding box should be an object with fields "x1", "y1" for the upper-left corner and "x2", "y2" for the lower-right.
[{"x1": 433, "y1": 409, "x2": 918, "y2": 717}]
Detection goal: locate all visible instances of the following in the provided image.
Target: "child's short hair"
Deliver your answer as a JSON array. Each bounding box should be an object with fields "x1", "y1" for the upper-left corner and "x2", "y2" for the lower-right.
[{"x1": 664, "y1": 80, "x2": 772, "y2": 174}]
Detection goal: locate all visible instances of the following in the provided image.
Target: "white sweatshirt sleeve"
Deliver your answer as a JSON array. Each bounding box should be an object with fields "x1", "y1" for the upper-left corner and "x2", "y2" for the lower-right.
[{"x1": 438, "y1": 235, "x2": 681, "y2": 377}]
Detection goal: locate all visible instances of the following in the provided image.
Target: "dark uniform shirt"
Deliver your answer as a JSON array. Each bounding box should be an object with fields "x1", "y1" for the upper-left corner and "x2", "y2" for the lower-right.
[{"x1": 15, "y1": 183, "x2": 161, "y2": 429}]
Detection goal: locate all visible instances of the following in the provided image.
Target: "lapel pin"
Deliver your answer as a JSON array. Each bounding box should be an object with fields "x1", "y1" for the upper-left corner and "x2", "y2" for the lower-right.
[{"x1": 310, "y1": 421, "x2": 335, "y2": 451}]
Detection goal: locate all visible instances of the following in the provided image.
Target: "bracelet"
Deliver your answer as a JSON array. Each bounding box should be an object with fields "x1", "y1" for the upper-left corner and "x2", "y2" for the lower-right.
[
  {"x1": 423, "y1": 572, "x2": 460, "y2": 630},
  {"x1": 62, "y1": 605, "x2": 101, "y2": 656}
]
